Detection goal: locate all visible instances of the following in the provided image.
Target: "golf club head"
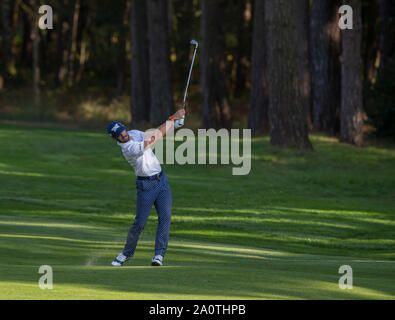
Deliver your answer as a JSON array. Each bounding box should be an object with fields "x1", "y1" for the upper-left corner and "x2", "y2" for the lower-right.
[{"x1": 190, "y1": 40, "x2": 199, "y2": 48}]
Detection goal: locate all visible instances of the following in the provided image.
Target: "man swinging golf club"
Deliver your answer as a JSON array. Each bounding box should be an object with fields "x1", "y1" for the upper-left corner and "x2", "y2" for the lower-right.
[
  {"x1": 108, "y1": 39, "x2": 197, "y2": 267},
  {"x1": 107, "y1": 109, "x2": 185, "y2": 266}
]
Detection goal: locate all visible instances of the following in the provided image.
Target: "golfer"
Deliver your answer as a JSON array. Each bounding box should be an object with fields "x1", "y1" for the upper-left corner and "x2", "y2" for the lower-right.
[{"x1": 107, "y1": 109, "x2": 185, "y2": 266}]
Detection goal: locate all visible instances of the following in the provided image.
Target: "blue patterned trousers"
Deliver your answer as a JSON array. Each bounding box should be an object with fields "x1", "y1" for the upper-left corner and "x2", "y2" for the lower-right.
[{"x1": 122, "y1": 171, "x2": 172, "y2": 258}]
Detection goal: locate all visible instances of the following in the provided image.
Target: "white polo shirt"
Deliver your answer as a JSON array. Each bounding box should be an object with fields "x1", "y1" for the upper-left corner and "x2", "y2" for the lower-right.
[{"x1": 117, "y1": 130, "x2": 162, "y2": 177}]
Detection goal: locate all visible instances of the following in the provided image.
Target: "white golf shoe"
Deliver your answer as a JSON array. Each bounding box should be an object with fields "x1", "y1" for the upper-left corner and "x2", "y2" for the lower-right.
[
  {"x1": 111, "y1": 253, "x2": 128, "y2": 266},
  {"x1": 151, "y1": 255, "x2": 164, "y2": 266}
]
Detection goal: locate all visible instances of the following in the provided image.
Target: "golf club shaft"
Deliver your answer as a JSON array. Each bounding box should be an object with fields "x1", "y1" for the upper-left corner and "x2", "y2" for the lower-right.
[{"x1": 182, "y1": 45, "x2": 198, "y2": 109}]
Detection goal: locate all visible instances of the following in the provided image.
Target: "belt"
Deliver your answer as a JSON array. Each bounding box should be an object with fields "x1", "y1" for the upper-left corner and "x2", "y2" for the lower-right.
[{"x1": 137, "y1": 171, "x2": 163, "y2": 181}]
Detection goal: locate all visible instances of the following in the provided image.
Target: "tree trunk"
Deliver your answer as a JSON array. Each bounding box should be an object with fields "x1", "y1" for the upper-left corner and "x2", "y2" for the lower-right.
[
  {"x1": 55, "y1": 9, "x2": 64, "y2": 87},
  {"x1": 340, "y1": 0, "x2": 364, "y2": 146},
  {"x1": 32, "y1": 27, "x2": 40, "y2": 101},
  {"x1": 9, "y1": 0, "x2": 19, "y2": 78},
  {"x1": 168, "y1": 0, "x2": 174, "y2": 39},
  {"x1": 115, "y1": 0, "x2": 129, "y2": 99},
  {"x1": 264, "y1": 0, "x2": 313, "y2": 150},
  {"x1": 310, "y1": 0, "x2": 341, "y2": 134},
  {"x1": 0, "y1": 0, "x2": 13, "y2": 88},
  {"x1": 147, "y1": 0, "x2": 174, "y2": 125},
  {"x1": 41, "y1": 14, "x2": 52, "y2": 76},
  {"x1": 201, "y1": 0, "x2": 232, "y2": 129},
  {"x1": 76, "y1": 5, "x2": 92, "y2": 84},
  {"x1": 21, "y1": 8, "x2": 31, "y2": 68},
  {"x1": 362, "y1": 0, "x2": 380, "y2": 85},
  {"x1": 28, "y1": 0, "x2": 40, "y2": 105},
  {"x1": 234, "y1": 0, "x2": 252, "y2": 98},
  {"x1": 379, "y1": 0, "x2": 395, "y2": 70},
  {"x1": 67, "y1": 0, "x2": 81, "y2": 88},
  {"x1": 248, "y1": 0, "x2": 269, "y2": 134},
  {"x1": 173, "y1": 0, "x2": 196, "y2": 88},
  {"x1": 295, "y1": 0, "x2": 313, "y2": 131},
  {"x1": 131, "y1": 0, "x2": 151, "y2": 125}
]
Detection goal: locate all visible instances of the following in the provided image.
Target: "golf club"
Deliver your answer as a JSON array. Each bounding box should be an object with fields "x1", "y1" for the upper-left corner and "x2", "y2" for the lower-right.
[{"x1": 179, "y1": 40, "x2": 199, "y2": 126}]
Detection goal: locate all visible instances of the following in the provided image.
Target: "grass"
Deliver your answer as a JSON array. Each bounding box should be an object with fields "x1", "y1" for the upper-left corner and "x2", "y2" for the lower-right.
[{"x1": 0, "y1": 123, "x2": 394, "y2": 299}]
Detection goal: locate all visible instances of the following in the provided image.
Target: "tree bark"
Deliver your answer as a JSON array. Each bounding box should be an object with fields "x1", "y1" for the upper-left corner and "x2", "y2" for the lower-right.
[
  {"x1": 173, "y1": 0, "x2": 196, "y2": 87},
  {"x1": 295, "y1": 0, "x2": 313, "y2": 131},
  {"x1": 168, "y1": 0, "x2": 174, "y2": 39},
  {"x1": 361, "y1": 0, "x2": 380, "y2": 85},
  {"x1": 310, "y1": 0, "x2": 341, "y2": 134},
  {"x1": 115, "y1": 0, "x2": 129, "y2": 99},
  {"x1": 26, "y1": 0, "x2": 40, "y2": 104},
  {"x1": 147, "y1": 0, "x2": 174, "y2": 125},
  {"x1": 248, "y1": 0, "x2": 269, "y2": 134},
  {"x1": 55, "y1": 10, "x2": 64, "y2": 87},
  {"x1": 379, "y1": 0, "x2": 395, "y2": 70},
  {"x1": 201, "y1": 0, "x2": 232, "y2": 129},
  {"x1": 21, "y1": 8, "x2": 31, "y2": 68},
  {"x1": 67, "y1": 0, "x2": 81, "y2": 88},
  {"x1": 264, "y1": 0, "x2": 313, "y2": 150},
  {"x1": 234, "y1": 0, "x2": 252, "y2": 98},
  {"x1": 340, "y1": 0, "x2": 364, "y2": 146},
  {"x1": 131, "y1": 0, "x2": 151, "y2": 125},
  {"x1": 32, "y1": 22, "x2": 40, "y2": 102},
  {"x1": 76, "y1": 1, "x2": 96, "y2": 84},
  {"x1": 0, "y1": 0, "x2": 14, "y2": 88}
]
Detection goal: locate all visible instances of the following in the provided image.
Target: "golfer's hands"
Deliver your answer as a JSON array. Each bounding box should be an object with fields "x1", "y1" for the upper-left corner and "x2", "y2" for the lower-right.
[
  {"x1": 172, "y1": 109, "x2": 185, "y2": 120},
  {"x1": 174, "y1": 117, "x2": 184, "y2": 129}
]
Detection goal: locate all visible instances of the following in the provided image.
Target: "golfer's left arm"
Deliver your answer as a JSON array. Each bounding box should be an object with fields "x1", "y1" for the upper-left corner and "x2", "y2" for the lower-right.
[{"x1": 144, "y1": 109, "x2": 185, "y2": 149}]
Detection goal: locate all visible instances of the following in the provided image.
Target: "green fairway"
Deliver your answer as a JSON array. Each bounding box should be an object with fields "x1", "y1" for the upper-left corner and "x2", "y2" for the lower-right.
[{"x1": 0, "y1": 123, "x2": 394, "y2": 299}]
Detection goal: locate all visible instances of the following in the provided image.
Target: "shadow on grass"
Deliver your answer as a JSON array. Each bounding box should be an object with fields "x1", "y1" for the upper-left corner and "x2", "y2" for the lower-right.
[
  {"x1": 1, "y1": 190, "x2": 395, "y2": 260},
  {"x1": 1, "y1": 215, "x2": 395, "y2": 299}
]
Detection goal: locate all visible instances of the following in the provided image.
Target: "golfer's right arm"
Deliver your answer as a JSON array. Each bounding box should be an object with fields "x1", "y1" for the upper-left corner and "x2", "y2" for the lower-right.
[{"x1": 144, "y1": 109, "x2": 185, "y2": 149}]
